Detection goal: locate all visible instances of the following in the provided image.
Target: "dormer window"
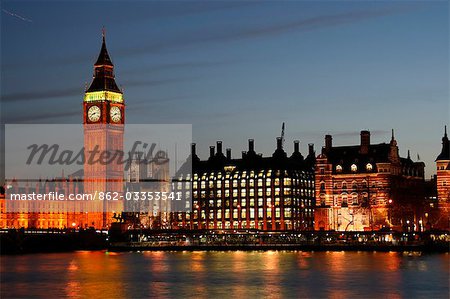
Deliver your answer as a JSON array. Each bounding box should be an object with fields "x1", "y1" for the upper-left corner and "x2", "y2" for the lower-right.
[
  {"x1": 366, "y1": 163, "x2": 373, "y2": 171},
  {"x1": 336, "y1": 165, "x2": 342, "y2": 172},
  {"x1": 351, "y1": 164, "x2": 357, "y2": 172}
]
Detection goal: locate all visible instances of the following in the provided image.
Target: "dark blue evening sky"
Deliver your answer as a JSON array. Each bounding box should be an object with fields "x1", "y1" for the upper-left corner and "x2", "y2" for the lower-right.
[{"x1": 1, "y1": 1, "x2": 448, "y2": 177}]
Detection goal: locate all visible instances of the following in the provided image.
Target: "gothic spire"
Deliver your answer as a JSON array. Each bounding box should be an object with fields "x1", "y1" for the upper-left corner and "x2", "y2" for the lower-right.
[
  {"x1": 86, "y1": 29, "x2": 121, "y2": 93},
  {"x1": 95, "y1": 28, "x2": 113, "y2": 67},
  {"x1": 436, "y1": 125, "x2": 450, "y2": 161}
]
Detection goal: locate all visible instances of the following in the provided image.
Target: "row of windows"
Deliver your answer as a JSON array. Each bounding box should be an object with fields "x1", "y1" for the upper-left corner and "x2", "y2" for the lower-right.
[
  {"x1": 192, "y1": 178, "x2": 314, "y2": 189},
  {"x1": 336, "y1": 163, "x2": 373, "y2": 172},
  {"x1": 192, "y1": 207, "x2": 304, "y2": 220},
  {"x1": 193, "y1": 197, "x2": 313, "y2": 208},
  {"x1": 192, "y1": 170, "x2": 313, "y2": 181}
]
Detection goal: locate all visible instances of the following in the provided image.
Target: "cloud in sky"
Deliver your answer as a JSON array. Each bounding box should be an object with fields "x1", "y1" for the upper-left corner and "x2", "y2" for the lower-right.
[
  {"x1": 1, "y1": 77, "x2": 194, "y2": 103},
  {"x1": 120, "y1": 5, "x2": 418, "y2": 57},
  {"x1": 2, "y1": 4, "x2": 418, "y2": 70}
]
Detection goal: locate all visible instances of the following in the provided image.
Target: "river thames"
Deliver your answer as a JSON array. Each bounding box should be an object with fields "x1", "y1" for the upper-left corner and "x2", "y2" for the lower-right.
[{"x1": 1, "y1": 251, "x2": 448, "y2": 298}]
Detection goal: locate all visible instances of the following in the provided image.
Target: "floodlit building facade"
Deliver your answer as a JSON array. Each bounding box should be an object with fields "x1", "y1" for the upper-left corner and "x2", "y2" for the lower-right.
[
  {"x1": 172, "y1": 138, "x2": 316, "y2": 231},
  {"x1": 314, "y1": 130, "x2": 426, "y2": 232}
]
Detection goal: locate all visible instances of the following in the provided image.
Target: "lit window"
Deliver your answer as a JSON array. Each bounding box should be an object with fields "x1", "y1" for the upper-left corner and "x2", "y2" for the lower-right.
[
  {"x1": 366, "y1": 163, "x2": 373, "y2": 171},
  {"x1": 336, "y1": 165, "x2": 342, "y2": 172},
  {"x1": 258, "y1": 198, "x2": 264, "y2": 206},
  {"x1": 351, "y1": 164, "x2": 357, "y2": 172},
  {"x1": 275, "y1": 187, "x2": 280, "y2": 196},
  {"x1": 258, "y1": 208, "x2": 263, "y2": 218}
]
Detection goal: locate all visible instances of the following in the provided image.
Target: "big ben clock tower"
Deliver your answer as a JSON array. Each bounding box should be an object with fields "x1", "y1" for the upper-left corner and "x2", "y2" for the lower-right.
[{"x1": 83, "y1": 31, "x2": 125, "y2": 228}]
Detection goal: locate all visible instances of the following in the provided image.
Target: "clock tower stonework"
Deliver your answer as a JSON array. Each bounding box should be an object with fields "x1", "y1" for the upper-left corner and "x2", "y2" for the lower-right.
[{"x1": 83, "y1": 32, "x2": 125, "y2": 228}]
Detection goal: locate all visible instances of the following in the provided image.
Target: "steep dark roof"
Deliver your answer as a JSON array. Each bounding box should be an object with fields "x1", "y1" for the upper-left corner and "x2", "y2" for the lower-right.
[
  {"x1": 325, "y1": 143, "x2": 391, "y2": 172},
  {"x1": 86, "y1": 34, "x2": 122, "y2": 93},
  {"x1": 86, "y1": 76, "x2": 121, "y2": 93},
  {"x1": 95, "y1": 36, "x2": 113, "y2": 66},
  {"x1": 436, "y1": 127, "x2": 449, "y2": 161}
]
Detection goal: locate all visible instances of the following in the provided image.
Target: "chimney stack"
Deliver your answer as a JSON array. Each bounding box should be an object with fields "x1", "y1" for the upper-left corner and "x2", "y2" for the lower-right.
[
  {"x1": 216, "y1": 141, "x2": 223, "y2": 155},
  {"x1": 248, "y1": 139, "x2": 254, "y2": 152},
  {"x1": 360, "y1": 130, "x2": 370, "y2": 154},
  {"x1": 294, "y1": 140, "x2": 300, "y2": 153},
  {"x1": 191, "y1": 143, "x2": 196, "y2": 156},
  {"x1": 325, "y1": 135, "x2": 332, "y2": 151},
  {"x1": 209, "y1": 146, "x2": 215, "y2": 158},
  {"x1": 226, "y1": 148, "x2": 232, "y2": 160},
  {"x1": 308, "y1": 143, "x2": 315, "y2": 156}
]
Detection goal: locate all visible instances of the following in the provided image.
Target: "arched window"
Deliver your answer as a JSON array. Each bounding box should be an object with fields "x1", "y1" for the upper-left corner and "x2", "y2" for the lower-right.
[
  {"x1": 342, "y1": 181, "x2": 347, "y2": 190},
  {"x1": 351, "y1": 164, "x2": 357, "y2": 172},
  {"x1": 366, "y1": 163, "x2": 373, "y2": 171},
  {"x1": 336, "y1": 165, "x2": 343, "y2": 172},
  {"x1": 320, "y1": 182, "x2": 325, "y2": 191},
  {"x1": 342, "y1": 195, "x2": 348, "y2": 207}
]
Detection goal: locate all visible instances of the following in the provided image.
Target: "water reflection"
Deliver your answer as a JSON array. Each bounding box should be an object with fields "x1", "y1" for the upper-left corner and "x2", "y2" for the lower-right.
[{"x1": 1, "y1": 251, "x2": 448, "y2": 298}]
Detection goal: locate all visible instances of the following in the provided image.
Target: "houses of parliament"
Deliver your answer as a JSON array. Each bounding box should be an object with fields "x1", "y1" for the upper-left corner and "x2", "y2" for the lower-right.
[{"x1": 1, "y1": 34, "x2": 449, "y2": 232}]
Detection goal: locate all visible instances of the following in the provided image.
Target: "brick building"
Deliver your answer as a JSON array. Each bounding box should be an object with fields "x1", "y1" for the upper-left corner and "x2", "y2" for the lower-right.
[
  {"x1": 314, "y1": 130, "x2": 425, "y2": 232},
  {"x1": 434, "y1": 126, "x2": 450, "y2": 230}
]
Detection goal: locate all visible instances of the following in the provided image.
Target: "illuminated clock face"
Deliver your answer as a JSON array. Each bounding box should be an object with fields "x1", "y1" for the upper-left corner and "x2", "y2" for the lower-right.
[
  {"x1": 87, "y1": 105, "x2": 101, "y2": 122},
  {"x1": 110, "y1": 106, "x2": 121, "y2": 123}
]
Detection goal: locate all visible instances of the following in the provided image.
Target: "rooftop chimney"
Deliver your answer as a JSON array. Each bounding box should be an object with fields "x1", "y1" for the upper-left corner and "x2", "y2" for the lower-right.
[
  {"x1": 294, "y1": 140, "x2": 300, "y2": 153},
  {"x1": 308, "y1": 143, "x2": 315, "y2": 156},
  {"x1": 226, "y1": 148, "x2": 232, "y2": 160},
  {"x1": 216, "y1": 141, "x2": 223, "y2": 155},
  {"x1": 209, "y1": 146, "x2": 215, "y2": 158},
  {"x1": 360, "y1": 130, "x2": 370, "y2": 154},
  {"x1": 191, "y1": 143, "x2": 196, "y2": 156},
  {"x1": 325, "y1": 135, "x2": 332, "y2": 152},
  {"x1": 248, "y1": 139, "x2": 254, "y2": 152}
]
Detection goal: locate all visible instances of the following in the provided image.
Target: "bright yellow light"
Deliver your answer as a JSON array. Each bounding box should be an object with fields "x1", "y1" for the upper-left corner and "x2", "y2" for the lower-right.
[{"x1": 84, "y1": 91, "x2": 123, "y2": 103}]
